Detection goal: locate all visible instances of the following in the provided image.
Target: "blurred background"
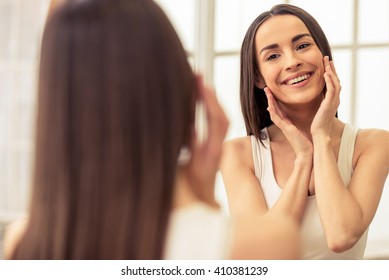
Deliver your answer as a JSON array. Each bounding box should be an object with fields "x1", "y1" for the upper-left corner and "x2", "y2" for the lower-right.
[{"x1": 0, "y1": 0, "x2": 388, "y2": 259}]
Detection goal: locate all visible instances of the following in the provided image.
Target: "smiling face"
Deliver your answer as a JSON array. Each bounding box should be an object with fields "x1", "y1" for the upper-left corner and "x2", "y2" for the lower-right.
[{"x1": 255, "y1": 14, "x2": 325, "y2": 105}]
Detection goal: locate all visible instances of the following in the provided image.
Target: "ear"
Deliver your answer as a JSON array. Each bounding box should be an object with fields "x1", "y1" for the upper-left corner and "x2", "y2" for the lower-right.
[
  {"x1": 254, "y1": 70, "x2": 266, "y2": 89},
  {"x1": 255, "y1": 79, "x2": 266, "y2": 89}
]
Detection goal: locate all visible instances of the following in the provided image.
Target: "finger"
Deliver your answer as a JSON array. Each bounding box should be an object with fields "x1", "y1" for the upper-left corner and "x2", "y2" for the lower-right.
[
  {"x1": 264, "y1": 87, "x2": 281, "y2": 115},
  {"x1": 325, "y1": 71, "x2": 340, "y2": 110},
  {"x1": 197, "y1": 77, "x2": 228, "y2": 159},
  {"x1": 264, "y1": 88, "x2": 293, "y2": 130},
  {"x1": 264, "y1": 87, "x2": 276, "y2": 111},
  {"x1": 329, "y1": 60, "x2": 339, "y2": 78},
  {"x1": 264, "y1": 87, "x2": 290, "y2": 122},
  {"x1": 323, "y1": 72, "x2": 338, "y2": 110},
  {"x1": 195, "y1": 74, "x2": 220, "y2": 129},
  {"x1": 264, "y1": 88, "x2": 281, "y2": 120},
  {"x1": 324, "y1": 72, "x2": 334, "y2": 93},
  {"x1": 326, "y1": 59, "x2": 340, "y2": 84},
  {"x1": 328, "y1": 59, "x2": 340, "y2": 84},
  {"x1": 324, "y1": 65, "x2": 341, "y2": 99},
  {"x1": 323, "y1": 57, "x2": 340, "y2": 90},
  {"x1": 324, "y1": 57, "x2": 336, "y2": 81},
  {"x1": 329, "y1": 60, "x2": 341, "y2": 94}
]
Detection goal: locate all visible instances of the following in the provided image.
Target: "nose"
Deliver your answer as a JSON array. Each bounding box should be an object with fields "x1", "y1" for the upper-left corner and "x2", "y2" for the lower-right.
[{"x1": 284, "y1": 52, "x2": 302, "y2": 71}]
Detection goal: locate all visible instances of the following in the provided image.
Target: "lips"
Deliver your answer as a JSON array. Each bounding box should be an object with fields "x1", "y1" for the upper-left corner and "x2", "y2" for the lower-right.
[{"x1": 283, "y1": 72, "x2": 313, "y2": 85}]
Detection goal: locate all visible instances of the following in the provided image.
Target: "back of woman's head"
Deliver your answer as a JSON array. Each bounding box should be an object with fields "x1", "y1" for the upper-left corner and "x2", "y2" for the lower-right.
[
  {"x1": 13, "y1": 0, "x2": 196, "y2": 259},
  {"x1": 240, "y1": 4, "x2": 332, "y2": 140}
]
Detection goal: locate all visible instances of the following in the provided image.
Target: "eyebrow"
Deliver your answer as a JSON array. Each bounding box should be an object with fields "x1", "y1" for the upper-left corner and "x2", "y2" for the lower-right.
[{"x1": 259, "y1": 33, "x2": 312, "y2": 55}]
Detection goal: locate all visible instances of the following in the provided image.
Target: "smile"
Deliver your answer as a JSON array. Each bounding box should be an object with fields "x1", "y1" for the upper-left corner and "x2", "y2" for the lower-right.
[{"x1": 284, "y1": 72, "x2": 313, "y2": 85}]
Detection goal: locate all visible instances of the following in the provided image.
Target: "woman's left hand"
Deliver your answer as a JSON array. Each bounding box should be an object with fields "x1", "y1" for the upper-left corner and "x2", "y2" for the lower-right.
[
  {"x1": 310, "y1": 56, "x2": 341, "y2": 137},
  {"x1": 265, "y1": 87, "x2": 313, "y2": 157},
  {"x1": 183, "y1": 75, "x2": 229, "y2": 206}
]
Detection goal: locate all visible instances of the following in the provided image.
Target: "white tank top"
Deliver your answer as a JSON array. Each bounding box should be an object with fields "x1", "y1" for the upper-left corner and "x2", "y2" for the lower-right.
[
  {"x1": 251, "y1": 123, "x2": 368, "y2": 259},
  {"x1": 163, "y1": 202, "x2": 231, "y2": 259}
]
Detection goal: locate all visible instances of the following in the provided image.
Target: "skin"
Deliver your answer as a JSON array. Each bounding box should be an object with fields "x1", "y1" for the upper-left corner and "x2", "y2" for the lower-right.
[
  {"x1": 221, "y1": 15, "x2": 388, "y2": 253},
  {"x1": 5, "y1": 75, "x2": 300, "y2": 260},
  {"x1": 3, "y1": 0, "x2": 301, "y2": 260},
  {"x1": 48, "y1": 0, "x2": 66, "y2": 14},
  {"x1": 173, "y1": 76, "x2": 300, "y2": 259}
]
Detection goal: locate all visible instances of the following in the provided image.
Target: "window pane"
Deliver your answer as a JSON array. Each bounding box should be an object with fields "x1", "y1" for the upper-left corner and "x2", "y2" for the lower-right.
[
  {"x1": 356, "y1": 49, "x2": 389, "y2": 260},
  {"x1": 18, "y1": 0, "x2": 45, "y2": 61},
  {"x1": 0, "y1": 0, "x2": 49, "y2": 217},
  {"x1": 0, "y1": 151, "x2": 11, "y2": 213},
  {"x1": 355, "y1": 48, "x2": 389, "y2": 129},
  {"x1": 365, "y1": 184, "x2": 389, "y2": 259},
  {"x1": 0, "y1": 71, "x2": 11, "y2": 144},
  {"x1": 213, "y1": 55, "x2": 244, "y2": 215},
  {"x1": 215, "y1": 0, "x2": 284, "y2": 52},
  {"x1": 332, "y1": 49, "x2": 352, "y2": 124},
  {"x1": 359, "y1": 0, "x2": 389, "y2": 44},
  {"x1": 13, "y1": 70, "x2": 36, "y2": 144},
  {"x1": 0, "y1": 0, "x2": 12, "y2": 61},
  {"x1": 214, "y1": 55, "x2": 246, "y2": 140},
  {"x1": 290, "y1": 0, "x2": 353, "y2": 45},
  {"x1": 155, "y1": 0, "x2": 195, "y2": 52}
]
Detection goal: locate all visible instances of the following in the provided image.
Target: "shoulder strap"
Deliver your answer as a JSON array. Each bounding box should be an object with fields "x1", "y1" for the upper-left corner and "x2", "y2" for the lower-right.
[
  {"x1": 251, "y1": 135, "x2": 262, "y2": 179},
  {"x1": 337, "y1": 123, "x2": 359, "y2": 185},
  {"x1": 251, "y1": 129, "x2": 270, "y2": 180}
]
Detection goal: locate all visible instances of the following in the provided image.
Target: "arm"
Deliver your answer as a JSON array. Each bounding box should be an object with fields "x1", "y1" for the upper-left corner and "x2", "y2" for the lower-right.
[
  {"x1": 220, "y1": 138, "x2": 269, "y2": 217},
  {"x1": 181, "y1": 75, "x2": 229, "y2": 207},
  {"x1": 313, "y1": 129, "x2": 388, "y2": 252},
  {"x1": 3, "y1": 217, "x2": 28, "y2": 259},
  {"x1": 221, "y1": 89, "x2": 313, "y2": 223},
  {"x1": 311, "y1": 57, "x2": 388, "y2": 252},
  {"x1": 230, "y1": 212, "x2": 301, "y2": 259}
]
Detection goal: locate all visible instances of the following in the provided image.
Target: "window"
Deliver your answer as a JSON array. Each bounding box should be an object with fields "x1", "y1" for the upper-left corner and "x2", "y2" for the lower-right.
[
  {"x1": 0, "y1": 0, "x2": 50, "y2": 221},
  {"x1": 0, "y1": 0, "x2": 387, "y2": 259}
]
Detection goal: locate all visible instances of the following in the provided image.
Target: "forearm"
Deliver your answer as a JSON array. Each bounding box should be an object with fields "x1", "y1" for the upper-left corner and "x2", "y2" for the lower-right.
[
  {"x1": 313, "y1": 135, "x2": 363, "y2": 251},
  {"x1": 269, "y1": 155, "x2": 312, "y2": 223}
]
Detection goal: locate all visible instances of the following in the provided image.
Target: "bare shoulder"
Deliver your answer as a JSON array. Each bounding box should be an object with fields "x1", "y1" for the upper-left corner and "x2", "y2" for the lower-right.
[
  {"x1": 3, "y1": 217, "x2": 28, "y2": 259},
  {"x1": 230, "y1": 214, "x2": 300, "y2": 259},
  {"x1": 353, "y1": 128, "x2": 388, "y2": 171},
  {"x1": 355, "y1": 128, "x2": 388, "y2": 156},
  {"x1": 220, "y1": 136, "x2": 269, "y2": 217},
  {"x1": 356, "y1": 128, "x2": 388, "y2": 146},
  {"x1": 220, "y1": 136, "x2": 253, "y2": 168}
]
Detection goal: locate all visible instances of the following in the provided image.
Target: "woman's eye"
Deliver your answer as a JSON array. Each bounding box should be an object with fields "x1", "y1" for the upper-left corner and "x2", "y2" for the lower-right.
[
  {"x1": 297, "y1": 43, "x2": 310, "y2": 50},
  {"x1": 266, "y1": 54, "x2": 279, "y2": 61}
]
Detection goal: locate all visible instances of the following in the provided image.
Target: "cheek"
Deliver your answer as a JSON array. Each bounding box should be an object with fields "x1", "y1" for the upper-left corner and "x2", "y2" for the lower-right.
[
  {"x1": 259, "y1": 66, "x2": 283, "y2": 96},
  {"x1": 259, "y1": 65, "x2": 278, "y2": 86},
  {"x1": 310, "y1": 52, "x2": 325, "y2": 72}
]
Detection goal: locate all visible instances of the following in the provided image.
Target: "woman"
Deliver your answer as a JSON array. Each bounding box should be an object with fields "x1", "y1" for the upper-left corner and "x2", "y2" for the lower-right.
[
  {"x1": 4, "y1": 0, "x2": 299, "y2": 259},
  {"x1": 221, "y1": 4, "x2": 388, "y2": 259}
]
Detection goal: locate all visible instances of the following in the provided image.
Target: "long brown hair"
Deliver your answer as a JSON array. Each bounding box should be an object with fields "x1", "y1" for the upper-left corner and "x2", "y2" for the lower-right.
[
  {"x1": 240, "y1": 4, "x2": 333, "y2": 141},
  {"x1": 12, "y1": 0, "x2": 196, "y2": 259}
]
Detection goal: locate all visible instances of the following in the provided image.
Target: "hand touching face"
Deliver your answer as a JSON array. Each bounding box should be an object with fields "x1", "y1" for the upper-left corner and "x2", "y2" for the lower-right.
[
  {"x1": 255, "y1": 15, "x2": 325, "y2": 106},
  {"x1": 310, "y1": 56, "x2": 341, "y2": 136}
]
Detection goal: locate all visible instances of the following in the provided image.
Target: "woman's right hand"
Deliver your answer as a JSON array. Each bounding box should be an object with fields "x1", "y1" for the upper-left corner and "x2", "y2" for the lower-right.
[
  {"x1": 183, "y1": 75, "x2": 229, "y2": 206},
  {"x1": 264, "y1": 87, "x2": 313, "y2": 158}
]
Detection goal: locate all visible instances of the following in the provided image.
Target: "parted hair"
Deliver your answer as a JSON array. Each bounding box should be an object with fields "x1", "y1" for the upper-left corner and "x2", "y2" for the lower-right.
[{"x1": 12, "y1": 0, "x2": 196, "y2": 259}]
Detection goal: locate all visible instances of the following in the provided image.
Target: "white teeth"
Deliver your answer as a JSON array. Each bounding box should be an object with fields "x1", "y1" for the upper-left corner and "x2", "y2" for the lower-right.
[{"x1": 286, "y1": 74, "x2": 311, "y2": 85}]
